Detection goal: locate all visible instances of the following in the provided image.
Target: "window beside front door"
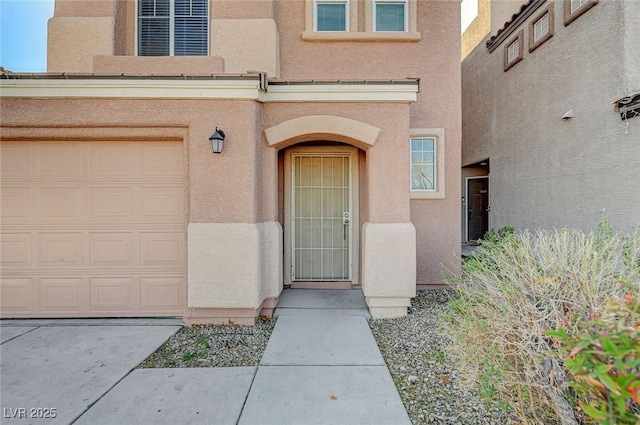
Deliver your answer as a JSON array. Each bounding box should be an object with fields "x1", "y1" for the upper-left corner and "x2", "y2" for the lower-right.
[
  {"x1": 409, "y1": 128, "x2": 446, "y2": 199},
  {"x1": 137, "y1": 0, "x2": 208, "y2": 56}
]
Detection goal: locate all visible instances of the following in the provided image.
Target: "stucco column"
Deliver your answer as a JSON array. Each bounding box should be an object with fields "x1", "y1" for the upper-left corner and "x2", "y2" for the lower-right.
[
  {"x1": 362, "y1": 126, "x2": 417, "y2": 318},
  {"x1": 185, "y1": 102, "x2": 281, "y2": 324}
]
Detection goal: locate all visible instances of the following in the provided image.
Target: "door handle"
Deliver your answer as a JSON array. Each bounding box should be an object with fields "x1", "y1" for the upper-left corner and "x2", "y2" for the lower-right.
[{"x1": 343, "y1": 212, "x2": 350, "y2": 240}]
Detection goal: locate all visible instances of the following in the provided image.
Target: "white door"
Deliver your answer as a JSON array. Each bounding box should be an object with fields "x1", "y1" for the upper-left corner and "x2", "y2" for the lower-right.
[{"x1": 292, "y1": 154, "x2": 351, "y2": 281}]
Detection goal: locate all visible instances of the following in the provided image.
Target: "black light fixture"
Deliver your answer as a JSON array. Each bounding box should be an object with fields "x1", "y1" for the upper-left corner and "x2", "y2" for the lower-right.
[{"x1": 209, "y1": 128, "x2": 226, "y2": 154}]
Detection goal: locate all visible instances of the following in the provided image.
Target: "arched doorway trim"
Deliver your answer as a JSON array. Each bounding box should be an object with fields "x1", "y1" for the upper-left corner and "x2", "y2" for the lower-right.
[{"x1": 264, "y1": 115, "x2": 381, "y2": 150}]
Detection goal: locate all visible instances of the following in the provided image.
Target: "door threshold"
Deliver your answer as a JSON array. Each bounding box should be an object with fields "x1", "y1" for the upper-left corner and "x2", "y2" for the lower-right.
[{"x1": 289, "y1": 281, "x2": 355, "y2": 290}]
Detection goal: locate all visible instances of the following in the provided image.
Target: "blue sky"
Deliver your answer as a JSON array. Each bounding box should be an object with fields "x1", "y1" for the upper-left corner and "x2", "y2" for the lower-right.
[
  {"x1": 0, "y1": 0, "x2": 477, "y2": 73},
  {"x1": 1, "y1": 0, "x2": 54, "y2": 72}
]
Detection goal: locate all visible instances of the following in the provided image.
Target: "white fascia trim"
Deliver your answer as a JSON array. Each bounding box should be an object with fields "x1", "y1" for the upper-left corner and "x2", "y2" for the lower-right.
[
  {"x1": 260, "y1": 84, "x2": 418, "y2": 103},
  {"x1": 0, "y1": 79, "x2": 418, "y2": 103},
  {"x1": 0, "y1": 79, "x2": 260, "y2": 100}
]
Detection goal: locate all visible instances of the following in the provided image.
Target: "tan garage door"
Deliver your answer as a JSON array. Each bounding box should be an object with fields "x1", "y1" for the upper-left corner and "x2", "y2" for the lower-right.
[{"x1": 0, "y1": 141, "x2": 186, "y2": 317}]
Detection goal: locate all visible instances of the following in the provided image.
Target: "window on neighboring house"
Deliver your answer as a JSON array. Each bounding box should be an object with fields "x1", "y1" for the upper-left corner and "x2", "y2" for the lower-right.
[
  {"x1": 564, "y1": 0, "x2": 597, "y2": 26},
  {"x1": 529, "y1": 4, "x2": 554, "y2": 52},
  {"x1": 410, "y1": 129, "x2": 445, "y2": 199},
  {"x1": 503, "y1": 29, "x2": 524, "y2": 71},
  {"x1": 570, "y1": 0, "x2": 588, "y2": 13},
  {"x1": 374, "y1": 0, "x2": 408, "y2": 31},
  {"x1": 533, "y1": 13, "x2": 549, "y2": 41},
  {"x1": 507, "y1": 40, "x2": 519, "y2": 62},
  {"x1": 137, "y1": 0, "x2": 208, "y2": 56},
  {"x1": 315, "y1": 0, "x2": 348, "y2": 31}
]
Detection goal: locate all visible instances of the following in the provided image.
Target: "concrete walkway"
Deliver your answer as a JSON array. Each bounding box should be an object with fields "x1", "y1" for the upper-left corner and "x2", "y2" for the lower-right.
[
  {"x1": 1, "y1": 290, "x2": 410, "y2": 425},
  {"x1": 240, "y1": 289, "x2": 410, "y2": 425}
]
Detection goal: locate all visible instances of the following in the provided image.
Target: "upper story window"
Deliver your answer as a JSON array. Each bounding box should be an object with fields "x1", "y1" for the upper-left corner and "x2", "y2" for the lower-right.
[
  {"x1": 302, "y1": 0, "x2": 419, "y2": 41},
  {"x1": 503, "y1": 29, "x2": 523, "y2": 71},
  {"x1": 564, "y1": 0, "x2": 597, "y2": 26},
  {"x1": 137, "y1": 0, "x2": 208, "y2": 56},
  {"x1": 507, "y1": 40, "x2": 519, "y2": 63},
  {"x1": 570, "y1": 0, "x2": 588, "y2": 13},
  {"x1": 315, "y1": 0, "x2": 348, "y2": 31},
  {"x1": 533, "y1": 13, "x2": 549, "y2": 42},
  {"x1": 529, "y1": 4, "x2": 554, "y2": 52},
  {"x1": 374, "y1": 0, "x2": 408, "y2": 31}
]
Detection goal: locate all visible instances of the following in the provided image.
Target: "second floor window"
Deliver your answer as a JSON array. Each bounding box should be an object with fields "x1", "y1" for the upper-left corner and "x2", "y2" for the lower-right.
[
  {"x1": 315, "y1": 0, "x2": 348, "y2": 31},
  {"x1": 138, "y1": 0, "x2": 208, "y2": 56},
  {"x1": 374, "y1": 0, "x2": 407, "y2": 31}
]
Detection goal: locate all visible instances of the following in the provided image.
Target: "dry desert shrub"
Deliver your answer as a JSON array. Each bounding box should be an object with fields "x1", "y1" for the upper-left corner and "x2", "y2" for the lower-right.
[{"x1": 442, "y1": 220, "x2": 640, "y2": 425}]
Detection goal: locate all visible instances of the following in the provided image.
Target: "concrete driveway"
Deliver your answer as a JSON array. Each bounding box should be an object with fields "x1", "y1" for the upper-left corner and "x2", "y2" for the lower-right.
[{"x1": 0, "y1": 319, "x2": 180, "y2": 425}]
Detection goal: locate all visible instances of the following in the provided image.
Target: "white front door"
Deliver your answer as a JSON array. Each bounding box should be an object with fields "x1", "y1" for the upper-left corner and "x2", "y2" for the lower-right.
[{"x1": 291, "y1": 153, "x2": 352, "y2": 281}]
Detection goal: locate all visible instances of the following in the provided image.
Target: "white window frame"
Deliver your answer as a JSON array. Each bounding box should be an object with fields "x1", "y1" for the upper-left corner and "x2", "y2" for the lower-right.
[
  {"x1": 314, "y1": 0, "x2": 349, "y2": 32},
  {"x1": 373, "y1": 0, "x2": 409, "y2": 32},
  {"x1": 529, "y1": 4, "x2": 554, "y2": 52},
  {"x1": 533, "y1": 13, "x2": 549, "y2": 42},
  {"x1": 503, "y1": 29, "x2": 523, "y2": 71},
  {"x1": 410, "y1": 128, "x2": 445, "y2": 200},
  {"x1": 135, "y1": 0, "x2": 209, "y2": 57},
  {"x1": 507, "y1": 40, "x2": 519, "y2": 63},
  {"x1": 564, "y1": 0, "x2": 597, "y2": 26},
  {"x1": 570, "y1": 0, "x2": 588, "y2": 13}
]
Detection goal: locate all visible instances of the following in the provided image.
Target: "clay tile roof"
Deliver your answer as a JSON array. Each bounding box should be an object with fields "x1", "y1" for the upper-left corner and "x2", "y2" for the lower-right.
[{"x1": 486, "y1": 0, "x2": 536, "y2": 48}]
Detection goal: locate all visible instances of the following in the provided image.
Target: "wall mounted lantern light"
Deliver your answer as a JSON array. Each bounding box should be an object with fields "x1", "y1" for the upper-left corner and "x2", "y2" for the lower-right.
[{"x1": 209, "y1": 128, "x2": 226, "y2": 154}]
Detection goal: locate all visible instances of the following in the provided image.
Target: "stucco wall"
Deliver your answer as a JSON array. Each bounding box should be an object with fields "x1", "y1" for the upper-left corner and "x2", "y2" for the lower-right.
[
  {"x1": 42, "y1": 0, "x2": 462, "y2": 287},
  {"x1": 462, "y1": 0, "x2": 640, "y2": 234},
  {"x1": 0, "y1": 97, "x2": 264, "y2": 224},
  {"x1": 271, "y1": 0, "x2": 463, "y2": 285}
]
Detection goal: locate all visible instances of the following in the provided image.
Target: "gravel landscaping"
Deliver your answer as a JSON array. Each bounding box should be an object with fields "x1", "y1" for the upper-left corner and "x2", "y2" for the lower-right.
[
  {"x1": 369, "y1": 289, "x2": 517, "y2": 425},
  {"x1": 138, "y1": 317, "x2": 276, "y2": 368},
  {"x1": 137, "y1": 290, "x2": 518, "y2": 424}
]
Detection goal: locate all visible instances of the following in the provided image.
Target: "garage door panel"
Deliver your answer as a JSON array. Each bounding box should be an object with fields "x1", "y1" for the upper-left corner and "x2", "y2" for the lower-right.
[
  {"x1": 38, "y1": 142, "x2": 86, "y2": 178},
  {"x1": 89, "y1": 233, "x2": 134, "y2": 266},
  {"x1": 38, "y1": 187, "x2": 85, "y2": 222},
  {"x1": 0, "y1": 143, "x2": 31, "y2": 179},
  {"x1": 0, "y1": 233, "x2": 33, "y2": 267},
  {"x1": 140, "y1": 187, "x2": 184, "y2": 222},
  {"x1": 88, "y1": 187, "x2": 135, "y2": 222},
  {"x1": 90, "y1": 277, "x2": 139, "y2": 312},
  {"x1": 1, "y1": 187, "x2": 34, "y2": 222},
  {"x1": 1, "y1": 141, "x2": 185, "y2": 318},
  {"x1": 39, "y1": 277, "x2": 87, "y2": 313},
  {"x1": 141, "y1": 276, "x2": 183, "y2": 312},
  {"x1": 88, "y1": 143, "x2": 138, "y2": 178},
  {"x1": 38, "y1": 233, "x2": 83, "y2": 267},
  {"x1": 0, "y1": 278, "x2": 35, "y2": 311},
  {"x1": 140, "y1": 232, "x2": 185, "y2": 266},
  {"x1": 141, "y1": 144, "x2": 183, "y2": 177}
]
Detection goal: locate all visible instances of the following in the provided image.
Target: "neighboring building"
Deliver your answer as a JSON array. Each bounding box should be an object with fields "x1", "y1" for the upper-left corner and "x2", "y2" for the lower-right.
[
  {"x1": 461, "y1": 0, "x2": 640, "y2": 241},
  {"x1": 0, "y1": 0, "x2": 461, "y2": 323}
]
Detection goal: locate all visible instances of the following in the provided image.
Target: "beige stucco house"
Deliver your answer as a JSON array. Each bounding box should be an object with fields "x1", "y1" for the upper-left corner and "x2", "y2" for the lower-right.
[
  {"x1": 0, "y1": 0, "x2": 462, "y2": 323},
  {"x1": 461, "y1": 0, "x2": 640, "y2": 241}
]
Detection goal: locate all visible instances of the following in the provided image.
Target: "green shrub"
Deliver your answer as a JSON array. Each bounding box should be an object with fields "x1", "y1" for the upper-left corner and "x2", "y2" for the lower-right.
[
  {"x1": 442, "y1": 220, "x2": 640, "y2": 425},
  {"x1": 548, "y1": 294, "x2": 640, "y2": 424}
]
